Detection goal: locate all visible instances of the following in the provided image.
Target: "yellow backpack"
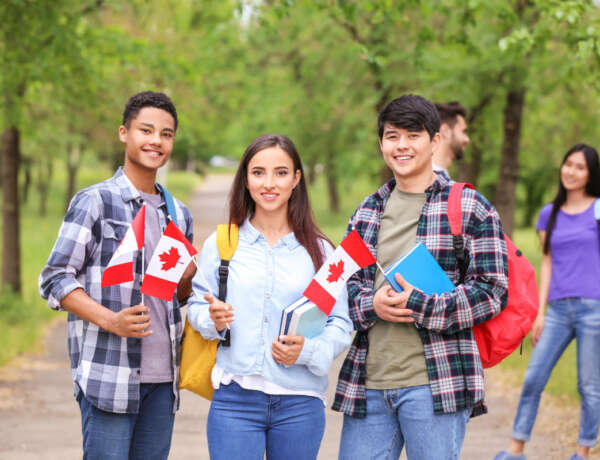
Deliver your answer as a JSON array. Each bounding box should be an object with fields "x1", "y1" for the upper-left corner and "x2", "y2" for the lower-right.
[{"x1": 179, "y1": 224, "x2": 238, "y2": 400}]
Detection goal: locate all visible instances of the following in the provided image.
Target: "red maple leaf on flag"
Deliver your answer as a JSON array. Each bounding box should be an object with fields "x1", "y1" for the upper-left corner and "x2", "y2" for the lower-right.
[
  {"x1": 159, "y1": 247, "x2": 182, "y2": 271},
  {"x1": 326, "y1": 260, "x2": 345, "y2": 283}
]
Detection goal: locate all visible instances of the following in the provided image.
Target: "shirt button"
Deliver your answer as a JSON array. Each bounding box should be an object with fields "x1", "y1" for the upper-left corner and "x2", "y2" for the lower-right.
[{"x1": 264, "y1": 317, "x2": 268, "y2": 323}]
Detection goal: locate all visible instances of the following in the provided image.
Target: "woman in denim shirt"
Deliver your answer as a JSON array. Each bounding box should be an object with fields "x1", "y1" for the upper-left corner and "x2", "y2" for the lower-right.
[
  {"x1": 495, "y1": 144, "x2": 600, "y2": 460},
  {"x1": 188, "y1": 134, "x2": 352, "y2": 460}
]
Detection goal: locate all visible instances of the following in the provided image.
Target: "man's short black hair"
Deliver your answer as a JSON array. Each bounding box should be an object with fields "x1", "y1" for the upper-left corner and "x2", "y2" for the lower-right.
[
  {"x1": 378, "y1": 94, "x2": 440, "y2": 140},
  {"x1": 434, "y1": 101, "x2": 467, "y2": 127},
  {"x1": 122, "y1": 91, "x2": 178, "y2": 131}
]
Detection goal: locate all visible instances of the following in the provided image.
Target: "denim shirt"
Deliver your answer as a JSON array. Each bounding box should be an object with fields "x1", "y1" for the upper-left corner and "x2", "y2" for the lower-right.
[{"x1": 188, "y1": 220, "x2": 353, "y2": 396}]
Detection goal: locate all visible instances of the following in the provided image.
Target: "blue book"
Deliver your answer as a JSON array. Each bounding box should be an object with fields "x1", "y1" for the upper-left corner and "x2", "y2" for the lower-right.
[
  {"x1": 279, "y1": 297, "x2": 328, "y2": 339},
  {"x1": 384, "y1": 242, "x2": 455, "y2": 295}
]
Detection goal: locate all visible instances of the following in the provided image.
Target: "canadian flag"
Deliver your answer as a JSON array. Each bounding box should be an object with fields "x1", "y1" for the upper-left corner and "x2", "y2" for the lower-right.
[
  {"x1": 101, "y1": 205, "x2": 145, "y2": 287},
  {"x1": 141, "y1": 221, "x2": 197, "y2": 301},
  {"x1": 303, "y1": 230, "x2": 376, "y2": 315}
]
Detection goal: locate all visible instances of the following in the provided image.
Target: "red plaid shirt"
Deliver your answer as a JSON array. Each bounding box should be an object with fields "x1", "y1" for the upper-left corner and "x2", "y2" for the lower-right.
[{"x1": 332, "y1": 174, "x2": 508, "y2": 418}]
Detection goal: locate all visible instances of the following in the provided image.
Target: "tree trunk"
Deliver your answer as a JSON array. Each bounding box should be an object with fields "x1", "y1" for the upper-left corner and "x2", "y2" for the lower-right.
[
  {"x1": 494, "y1": 89, "x2": 526, "y2": 237},
  {"x1": 324, "y1": 155, "x2": 340, "y2": 213},
  {"x1": 455, "y1": 92, "x2": 493, "y2": 186},
  {"x1": 64, "y1": 142, "x2": 83, "y2": 212},
  {"x1": 21, "y1": 156, "x2": 32, "y2": 204},
  {"x1": 456, "y1": 143, "x2": 483, "y2": 186},
  {"x1": 1, "y1": 126, "x2": 22, "y2": 293},
  {"x1": 37, "y1": 158, "x2": 53, "y2": 217}
]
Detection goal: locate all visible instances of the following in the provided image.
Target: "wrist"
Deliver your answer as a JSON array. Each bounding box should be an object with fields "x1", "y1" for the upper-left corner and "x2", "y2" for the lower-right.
[{"x1": 99, "y1": 310, "x2": 117, "y2": 334}]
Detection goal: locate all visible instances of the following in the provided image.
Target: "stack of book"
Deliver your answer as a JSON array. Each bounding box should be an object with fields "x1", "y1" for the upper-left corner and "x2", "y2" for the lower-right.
[{"x1": 278, "y1": 296, "x2": 328, "y2": 339}]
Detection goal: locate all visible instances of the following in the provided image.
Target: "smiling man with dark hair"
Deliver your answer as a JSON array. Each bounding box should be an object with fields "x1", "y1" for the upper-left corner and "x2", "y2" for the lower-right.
[
  {"x1": 333, "y1": 94, "x2": 508, "y2": 460},
  {"x1": 39, "y1": 91, "x2": 195, "y2": 460}
]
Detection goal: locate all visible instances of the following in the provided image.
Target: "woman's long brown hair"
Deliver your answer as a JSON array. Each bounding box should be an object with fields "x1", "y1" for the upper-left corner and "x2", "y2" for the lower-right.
[{"x1": 228, "y1": 134, "x2": 331, "y2": 270}]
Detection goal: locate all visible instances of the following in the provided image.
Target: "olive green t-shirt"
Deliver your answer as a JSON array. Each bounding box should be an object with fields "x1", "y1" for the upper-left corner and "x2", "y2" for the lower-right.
[{"x1": 365, "y1": 187, "x2": 429, "y2": 389}]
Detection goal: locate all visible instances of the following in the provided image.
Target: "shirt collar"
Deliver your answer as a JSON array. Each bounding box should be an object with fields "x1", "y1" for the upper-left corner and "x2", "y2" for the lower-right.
[
  {"x1": 377, "y1": 172, "x2": 450, "y2": 202},
  {"x1": 112, "y1": 166, "x2": 164, "y2": 206},
  {"x1": 239, "y1": 218, "x2": 301, "y2": 250},
  {"x1": 427, "y1": 171, "x2": 451, "y2": 197}
]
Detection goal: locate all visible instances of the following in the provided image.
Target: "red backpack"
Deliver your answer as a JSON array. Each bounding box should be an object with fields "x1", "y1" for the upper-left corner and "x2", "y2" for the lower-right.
[{"x1": 448, "y1": 182, "x2": 539, "y2": 368}]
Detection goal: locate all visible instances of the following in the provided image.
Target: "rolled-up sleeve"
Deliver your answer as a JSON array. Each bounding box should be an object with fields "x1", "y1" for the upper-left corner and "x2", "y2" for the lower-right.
[{"x1": 39, "y1": 191, "x2": 101, "y2": 310}]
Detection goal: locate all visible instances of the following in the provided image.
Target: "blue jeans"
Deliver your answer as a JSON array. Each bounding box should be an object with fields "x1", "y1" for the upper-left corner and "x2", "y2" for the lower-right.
[
  {"x1": 339, "y1": 385, "x2": 470, "y2": 460},
  {"x1": 512, "y1": 297, "x2": 600, "y2": 447},
  {"x1": 78, "y1": 382, "x2": 175, "y2": 460},
  {"x1": 207, "y1": 381, "x2": 325, "y2": 460}
]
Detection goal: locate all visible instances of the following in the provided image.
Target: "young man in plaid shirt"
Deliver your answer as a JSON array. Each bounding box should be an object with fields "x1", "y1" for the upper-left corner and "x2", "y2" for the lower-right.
[
  {"x1": 333, "y1": 94, "x2": 508, "y2": 460},
  {"x1": 39, "y1": 91, "x2": 195, "y2": 460}
]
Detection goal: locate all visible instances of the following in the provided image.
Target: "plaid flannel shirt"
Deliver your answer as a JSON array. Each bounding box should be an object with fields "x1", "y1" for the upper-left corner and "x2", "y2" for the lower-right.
[
  {"x1": 332, "y1": 173, "x2": 508, "y2": 418},
  {"x1": 39, "y1": 168, "x2": 193, "y2": 414}
]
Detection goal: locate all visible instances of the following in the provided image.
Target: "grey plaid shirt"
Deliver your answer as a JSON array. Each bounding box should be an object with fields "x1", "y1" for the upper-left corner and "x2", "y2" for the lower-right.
[{"x1": 39, "y1": 168, "x2": 193, "y2": 414}]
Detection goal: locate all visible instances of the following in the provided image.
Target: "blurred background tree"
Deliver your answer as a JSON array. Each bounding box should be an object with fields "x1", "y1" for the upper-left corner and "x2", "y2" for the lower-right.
[{"x1": 2, "y1": 0, "x2": 600, "y2": 294}]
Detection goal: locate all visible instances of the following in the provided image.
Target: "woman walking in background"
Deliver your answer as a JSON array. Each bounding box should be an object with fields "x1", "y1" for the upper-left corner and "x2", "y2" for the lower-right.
[
  {"x1": 187, "y1": 134, "x2": 352, "y2": 460},
  {"x1": 495, "y1": 144, "x2": 600, "y2": 460}
]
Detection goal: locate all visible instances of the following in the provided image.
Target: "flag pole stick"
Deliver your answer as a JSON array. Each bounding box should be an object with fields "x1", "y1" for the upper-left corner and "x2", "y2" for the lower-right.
[
  {"x1": 192, "y1": 257, "x2": 229, "y2": 330},
  {"x1": 375, "y1": 261, "x2": 385, "y2": 275},
  {"x1": 141, "y1": 246, "x2": 145, "y2": 305}
]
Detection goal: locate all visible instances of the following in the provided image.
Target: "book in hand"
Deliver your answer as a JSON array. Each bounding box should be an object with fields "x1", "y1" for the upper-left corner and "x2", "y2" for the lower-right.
[
  {"x1": 384, "y1": 242, "x2": 455, "y2": 295},
  {"x1": 279, "y1": 296, "x2": 328, "y2": 339}
]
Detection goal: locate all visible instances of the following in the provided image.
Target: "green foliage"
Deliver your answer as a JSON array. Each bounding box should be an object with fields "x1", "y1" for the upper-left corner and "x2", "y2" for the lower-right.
[{"x1": 3, "y1": 0, "x2": 600, "y2": 380}]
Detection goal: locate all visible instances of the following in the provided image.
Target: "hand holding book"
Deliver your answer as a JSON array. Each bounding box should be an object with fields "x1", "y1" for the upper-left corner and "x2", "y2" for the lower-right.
[
  {"x1": 272, "y1": 335, "x2": 305, "y2": 366},
  {"x1": 372, "y1": 275, "x2": 415, "y2": 323}
]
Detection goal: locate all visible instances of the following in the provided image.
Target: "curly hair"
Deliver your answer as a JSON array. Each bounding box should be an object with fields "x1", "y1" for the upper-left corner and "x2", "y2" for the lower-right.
[{"x1": 122, "y1": 91, "x2": 178, "y2": 131}]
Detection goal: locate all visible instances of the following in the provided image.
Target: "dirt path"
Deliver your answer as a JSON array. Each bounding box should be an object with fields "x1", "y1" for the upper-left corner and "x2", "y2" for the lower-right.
[{"x1": 0, "y1": 174, "x2": 589, "y2": 459}]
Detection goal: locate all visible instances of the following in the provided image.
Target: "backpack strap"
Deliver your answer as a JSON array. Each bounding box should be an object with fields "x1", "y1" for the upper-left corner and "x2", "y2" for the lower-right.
[
  {"x1": 447, "y1": 182, "x2": 475, "y2": 284},
  {"x1": 155, "y1": 182, "x2": 178, "y2": 224},
  {"x1": 215, "y1": 224, "x2": 239, "y2": 347}
]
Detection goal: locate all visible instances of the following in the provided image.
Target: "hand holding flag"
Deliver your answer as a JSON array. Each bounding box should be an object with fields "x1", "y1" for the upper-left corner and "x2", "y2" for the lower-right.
[
  {"x1": 303, "y1": 230, "x2": 376, "y2": 315},
  {"x1": 141, "y1": 221, "x2": 198, "y2": 301},
  {"x1": 204, "y1": 291, "x2": 234, "y2": 331}
]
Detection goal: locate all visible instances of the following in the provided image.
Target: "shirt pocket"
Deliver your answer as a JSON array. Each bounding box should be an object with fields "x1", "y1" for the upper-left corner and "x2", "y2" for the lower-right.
[{"x1": 102, "y1": 219, "x2": 130, "y2": 251}]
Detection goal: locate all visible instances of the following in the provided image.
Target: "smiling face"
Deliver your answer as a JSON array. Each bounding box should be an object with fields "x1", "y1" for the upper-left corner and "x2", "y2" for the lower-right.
[
  {"x1": 119, "y1": 106, "x2": 175, "y2": 173},
  {"x1": 246, "y1": 146, "x2": 301, "y2": 218},
  {"x1": 561, "y1": 150, "x2": 589, "y2": 193},
  {"x1": 379, "y1": 122, "x2": 440, "y2": 184}
]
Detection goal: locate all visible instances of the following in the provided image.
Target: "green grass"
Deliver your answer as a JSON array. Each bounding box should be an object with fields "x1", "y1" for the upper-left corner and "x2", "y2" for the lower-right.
[
  {"x1": 0, "y1": 163, "x2": 200, "y2": 366},
  {"x1": 310, "y1": 174, "x2": 376, "y2": 244},
  {"x1": 310, "y1": 176, "x2": 579, "y2": 402}
]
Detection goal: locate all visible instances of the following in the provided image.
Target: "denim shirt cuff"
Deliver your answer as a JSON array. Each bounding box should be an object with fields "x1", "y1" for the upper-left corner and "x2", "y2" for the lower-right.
[{"x1": 296, "y1": 337, "x2": 315, "y2": 366}]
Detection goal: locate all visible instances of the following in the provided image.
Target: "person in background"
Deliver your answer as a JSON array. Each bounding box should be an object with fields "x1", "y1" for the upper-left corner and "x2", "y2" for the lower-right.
[
  {"x1": 188, "y1": 133, "x2": 352, "y2": 460},
  {"x1": 495, "y1": 144, "x2": 600, "y2": 460},
  {"x1": 432, "y1": 101, "x2": 470, "y2": 176}
]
